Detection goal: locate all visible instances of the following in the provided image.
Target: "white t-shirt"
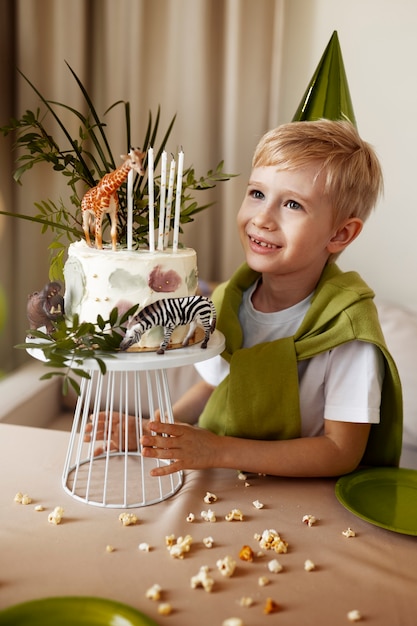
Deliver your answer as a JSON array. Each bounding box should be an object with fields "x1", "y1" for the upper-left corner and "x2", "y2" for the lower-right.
[{"x1": 196, "y1": 282, "x2": 384, "y2": 437}]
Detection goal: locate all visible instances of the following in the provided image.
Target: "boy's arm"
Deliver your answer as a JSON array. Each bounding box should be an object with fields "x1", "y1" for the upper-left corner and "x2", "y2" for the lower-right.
[
  {"x1": 141, "y1": 418, "x2": 371, "y2": 478},
  {"x1": 170, "y1": 380, "x2": 215, "y2": 424}
]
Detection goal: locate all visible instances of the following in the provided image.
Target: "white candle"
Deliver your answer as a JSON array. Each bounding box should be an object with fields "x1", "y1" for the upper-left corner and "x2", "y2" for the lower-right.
[
  {"x1": 127, "y1": 166, "x2": 134, "y2": 251},
  {"x1": 164, "y1": 157, "x2": 176, "y2": 248},
  {"x1": 148, "y1": 147, "x2": 155, "y2": 252},
  {"x1": 157, "y1": 150, "x2": 167, "y2": 251},
  {"x1": 172, "y1": 150, "x2": 184, "y2": 252}
]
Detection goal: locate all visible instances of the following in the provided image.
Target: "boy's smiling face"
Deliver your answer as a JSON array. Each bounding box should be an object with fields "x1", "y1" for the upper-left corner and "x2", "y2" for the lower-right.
[{"x1": 237, "y1": 164, "x2": 345, "y2": 290}]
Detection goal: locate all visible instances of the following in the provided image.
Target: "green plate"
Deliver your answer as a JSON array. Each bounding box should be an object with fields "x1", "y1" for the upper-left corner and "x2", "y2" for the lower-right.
[
  {"x1": 335, "y1": 467, "x2": 417, "y2": 535},
  {"x1": 0, "y1": 597, "x2": 158, "y2": 626}
]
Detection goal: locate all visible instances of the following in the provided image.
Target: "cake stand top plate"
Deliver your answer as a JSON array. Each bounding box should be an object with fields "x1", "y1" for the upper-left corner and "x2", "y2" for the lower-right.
[{"x1": 27, "y1": 330, "x2": 225, "y2": 372}]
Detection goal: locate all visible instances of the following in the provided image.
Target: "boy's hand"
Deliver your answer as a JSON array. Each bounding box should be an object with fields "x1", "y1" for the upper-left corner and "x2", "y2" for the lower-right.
[{"x1": 141, "y1": 421, "x2": 218, "y2": 476}]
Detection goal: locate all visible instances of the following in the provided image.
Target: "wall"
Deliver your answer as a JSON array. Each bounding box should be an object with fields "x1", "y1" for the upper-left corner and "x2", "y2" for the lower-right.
[{"x1": 279, "y1": 0, "x2": 417, "y2": 310}]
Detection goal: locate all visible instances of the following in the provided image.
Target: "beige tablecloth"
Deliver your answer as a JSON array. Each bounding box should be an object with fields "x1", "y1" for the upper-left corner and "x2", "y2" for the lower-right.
[{"x1": 0, "y1": 423, "x2": 416, "y2": 625}]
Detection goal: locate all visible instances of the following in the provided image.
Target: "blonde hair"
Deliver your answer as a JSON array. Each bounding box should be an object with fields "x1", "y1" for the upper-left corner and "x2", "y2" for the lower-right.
[{"x1": 252, "y1": 120, "x2": 383, "y2": 227}]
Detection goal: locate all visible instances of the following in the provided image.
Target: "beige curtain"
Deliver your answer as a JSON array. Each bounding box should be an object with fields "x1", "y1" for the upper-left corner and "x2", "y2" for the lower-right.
[{"x1": 0, "y1": 0, "x2": 285, "y2": 372}]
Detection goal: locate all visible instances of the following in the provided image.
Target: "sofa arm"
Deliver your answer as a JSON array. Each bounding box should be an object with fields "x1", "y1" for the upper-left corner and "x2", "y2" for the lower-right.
[{"x1": 0, "y1": 361, "x2": 63, "y2": 427}]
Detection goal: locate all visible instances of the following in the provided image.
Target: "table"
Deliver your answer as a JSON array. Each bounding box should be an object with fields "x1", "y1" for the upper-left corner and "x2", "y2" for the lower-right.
[{"x1": 1, "y1": 424, "x2": 416, "y2": 625}]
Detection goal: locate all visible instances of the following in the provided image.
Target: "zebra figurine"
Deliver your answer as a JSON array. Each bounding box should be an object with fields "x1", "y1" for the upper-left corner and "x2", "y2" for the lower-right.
[{"x1": 119, "y1": 296, "x2": 217, "y2": 354}]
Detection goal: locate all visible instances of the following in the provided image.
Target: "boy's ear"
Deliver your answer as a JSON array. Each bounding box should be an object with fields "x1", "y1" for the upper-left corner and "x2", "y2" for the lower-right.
[{"x1": 327, "y1": 218, "x2": 363, "y2": 254}]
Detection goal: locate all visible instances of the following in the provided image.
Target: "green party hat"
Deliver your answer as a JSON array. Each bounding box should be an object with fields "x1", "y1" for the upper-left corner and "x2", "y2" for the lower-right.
[{"x1": 292, "y1": 31, "x2": 356, "y2": 126}]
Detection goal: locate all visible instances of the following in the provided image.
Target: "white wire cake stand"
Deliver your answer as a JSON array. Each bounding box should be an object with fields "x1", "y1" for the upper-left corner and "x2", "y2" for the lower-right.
[{"x1": 29, "y1": 330, "x2": 225, "y2": 508}]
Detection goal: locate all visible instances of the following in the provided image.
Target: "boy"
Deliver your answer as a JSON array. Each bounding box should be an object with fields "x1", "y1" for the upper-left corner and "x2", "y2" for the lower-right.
[
  {"x1": 89, "y1": 120, "x2": 402, "y2": 477},
  {"x1": 140, "y1": 120, "x2": 402, "y2": 477}
]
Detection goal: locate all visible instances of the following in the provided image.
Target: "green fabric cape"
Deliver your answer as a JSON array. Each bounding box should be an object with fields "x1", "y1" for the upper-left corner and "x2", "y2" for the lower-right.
[{"x1": 199, "y1": 263, "x2": 403, "y2": 467}]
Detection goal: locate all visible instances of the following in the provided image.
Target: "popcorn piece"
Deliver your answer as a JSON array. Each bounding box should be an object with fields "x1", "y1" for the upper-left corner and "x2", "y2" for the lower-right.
[
  {"x1": 14, "y1": 492, "x2": 32, "y2": 505},
  {"x1": 256, "y1": 529, "x2": 288, "y2": 554},
  {"x1": 239, "y1": 545, "x2": 254, "y2": 562},
  {"x1": 239, "y1": 596, "x2": 254, "y2": 608},
  {"x1": 105, "y1": 545, "x2": 115, "y2": 553},
  {"x1": 252, "y1": 499, "x2": 264, "y2": 509},
  {"x1": 191, "y1": 566, "x2": 214, "y2": 592},
  {"x1": 302, "y1": 514, "x2": 317, "y2": 527},
  {"x1": 158, "y1": 603, "x2": 172, "y2": 616},
  {"x1": 138, "y1": 542, "x2": 151, "y2": 552},
  {"x1": 258, "y1": 576, "x2": 270, "y2": 587},
  {"x1": 165, "y1": 534, "x2": 176, "y2": 547},
  {"x1": 203, "y1": 536, "x2": 214, "y2": 548},
  {"x1": 237, "y1": 472, "x2": 247, "y2": 481},
  {"x1": 201, "y1": 508, "x2": 217, "y2": 522},
  {"x1": 304, "y1": 559, "x2": 316, "y2": 572},
  {"x1": 217, "y1": 555, "x2": 237, "y2": 578},
  {"x1": 146, "y1": 583, "x2": 162, "y2": 601},
  {"x1": 347, "y1": 609, "x2": 362, "y2": 622},
  {"x1": 203, "y1": 491, "x2": 218, "y2": 504},
  {"x1": 48, "y1": 506, "x2": 64, "y2": 525},
  {"x1": 225, "y1": 508, "x2": 244, "y2": 522},
  {"x1": 342, "y1": 527, "x2": 356, "y2": 538},
  {"x1": 167, "y1": 534, "x2": 193, "y2": 559},
  {"x1": 244, "y1": 481, "x2": 251, "y2": 487},
  {"x1": 223, "y1": 619, "x2": 244, "y2": 626},
  {"x1": 186, "y1": 512, "x2": 195, "y2": 522},
  {"x1": 268, "y1": 558, "x2": 283, "y2": 574},
  {"x1": 118, "y1": 512, "x2": 138, "y2": 526},
  {"x1": 34, "y1": 505, "x2": 45, "y2": 512},
  {"x1": 263, "y1": 597, "x2": 280, "y2": 614}
]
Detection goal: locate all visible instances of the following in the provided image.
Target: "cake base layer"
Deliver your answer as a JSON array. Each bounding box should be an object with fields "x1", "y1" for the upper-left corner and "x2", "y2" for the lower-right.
[{"x1": 63, "y1": 241, "x2": 198, "y2": 349}]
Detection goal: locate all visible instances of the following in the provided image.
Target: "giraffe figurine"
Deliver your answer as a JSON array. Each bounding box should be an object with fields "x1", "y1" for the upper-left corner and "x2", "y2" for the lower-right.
[{"x1": 81, "y1": 147, "x2": 145, "y2": 250}]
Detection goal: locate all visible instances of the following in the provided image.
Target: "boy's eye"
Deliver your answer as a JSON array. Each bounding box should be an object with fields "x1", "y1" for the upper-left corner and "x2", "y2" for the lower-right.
[
  {"x1": 250, "y1": 189, "x2": 265, "y2": 200},
  {"x1": 285, "y1": 199, "x2": 302, "y2": 210}
]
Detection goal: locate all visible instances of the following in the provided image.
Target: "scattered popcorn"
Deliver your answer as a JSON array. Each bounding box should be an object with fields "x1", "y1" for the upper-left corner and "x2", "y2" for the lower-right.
[
  {"x1": 256, "y1": 529, "x2": 288, "y2": 554},
  {"x1": 258, "y1": 576, "x2": 270, "y2": 587},
  {"x1": 203, "y1": 536, "x2": 214, "y2": 548},
  {"x1": 138, "y1": 542, "x2": 151, "y2": 552},
  {"x1": 342, "y1": 527, "x2": 356, "y2": 538},
  {"x1": 244, "y1": 482, "x2": 251, "y2": 487},
  {"x1": 302, "y1": 514, "x2": 317, "y2": 527},
  {"x1": 203, "y1": 491, "x2": 218, "y2": 504},
  {"x1": 223, "y1": 619, "x2": 244, "y2": 626},
  {"x1": 186, "y1": 513, "x2": 195, "y2": 522},
  {"x1": 165, "y1": 534, "x2": 176, "y2": 547},
  {"x1": 217, "y1": 555, "x2": 237, "y2": 578},
  {"x1": 239, "y1": 545, "x2": 254, "y2": 562},
  {"x1": 252, "y1": 499, "x2": 264, "y2": 509},
  {"x1": 239, "y1": 596, "x2": 254, "y2": 608},
  {"x1": 263, "y1": 597, "x2": 280, "y2": 614},
  {"x1": 34, "y1": 505, "x2": 45, "y2": 512},
  {"x1": 304, "y1": 559, "x2": 316, "y2": 572},
  {"x1": 167, "y1": 534, "x2": 193, "y2": 558},
  {"x1": 48, "y1": 506, "x2": 64, "y2": 525},
  {"x1": 191, "y1": 565, "x2": 214, "y2": 592},
  {"x1": 146, "y1": 583, "x2": 162, "y2": 601},
  {"x1": 268, "y1": 558, "x2": 283, "y2": 574},
  {"x1": 158, "y1": 602, "x2": 172, "y2": 616},
  {"x1": 201, "y1": 508, "x2": 217, "y2": 522},
  {"x1": 105, "y1": 545, "x2": 115, "y2": 553},
  {"x1": 225, "y1": 508, "x2": 244, "y2": 522},
  {"x1": 118, "y1": 512, "x2": 138, "y2": 526},
  {"x1": 14, "y1": 492, "x2": 32, "y2": 505},
  {"x1": 347, "y1": 609, "x2": 362, "y2": 622},
  {"x1": 237, "y1": 472, "x2": 247, "y2": 481}
]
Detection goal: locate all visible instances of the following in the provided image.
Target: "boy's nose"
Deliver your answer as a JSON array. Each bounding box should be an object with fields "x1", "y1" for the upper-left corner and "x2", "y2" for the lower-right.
[{"x1": 252, "y1": 207, "x2": 276, "y2": 231}]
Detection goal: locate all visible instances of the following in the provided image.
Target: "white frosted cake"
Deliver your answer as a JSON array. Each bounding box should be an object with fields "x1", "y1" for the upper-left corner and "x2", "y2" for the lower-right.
[{"x1": 63, "y1": 240, "x2": 199, "y2": 349}]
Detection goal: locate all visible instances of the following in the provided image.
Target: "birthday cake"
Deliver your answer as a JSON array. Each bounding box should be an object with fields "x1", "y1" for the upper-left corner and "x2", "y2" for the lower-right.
[{"x1": 63, "y1": 240, "x2": 199, "y2": 350}]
